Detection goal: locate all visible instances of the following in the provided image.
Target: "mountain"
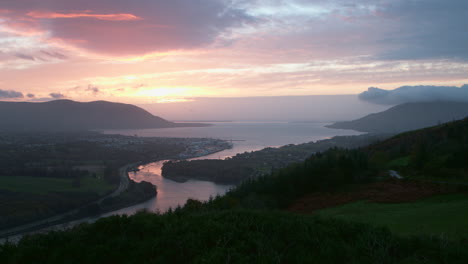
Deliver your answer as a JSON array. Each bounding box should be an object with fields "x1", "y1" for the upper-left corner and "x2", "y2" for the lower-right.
[
  {"x1": 0, "y1": 100, "x2": 207, "y2": 131},
  {"x1": 326, "y1": 101, "x2": 468, "y2": 133}
]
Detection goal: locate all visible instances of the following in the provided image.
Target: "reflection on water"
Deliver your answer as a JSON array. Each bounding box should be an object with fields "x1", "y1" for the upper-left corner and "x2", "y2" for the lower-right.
[
  {"x1": 102, "y1": 161, "x2": 233, "y2": 215},
  {"x1": 104, "y1": 122, "x2": 362, "y2": 214},
  {"x1": 105, "y1": 122, "x2": 362, "y2": 160}
]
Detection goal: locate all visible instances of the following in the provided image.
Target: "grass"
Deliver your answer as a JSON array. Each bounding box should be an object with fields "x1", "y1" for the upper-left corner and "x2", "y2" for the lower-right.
[
  {"x1": 411, "y1": 175, "x2": 468, "y2": 185},
  {"x1": 387, "y1": 156, "x2": 410, "y2": 167},
  {"x1": 317, "y1": 193, "x2": 468, "y2": 240},
  {"x1": 0, "y1": 176, "x2": 115, "y2": 195}
]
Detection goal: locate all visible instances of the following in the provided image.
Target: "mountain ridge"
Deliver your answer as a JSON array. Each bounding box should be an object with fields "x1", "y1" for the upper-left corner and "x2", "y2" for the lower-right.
[
  {"x1": 0, "y1": 100, "x2": 208, "y2": 131},
  {"x1": 326, "y1": 101, "x2": 468, "y2": 133}
]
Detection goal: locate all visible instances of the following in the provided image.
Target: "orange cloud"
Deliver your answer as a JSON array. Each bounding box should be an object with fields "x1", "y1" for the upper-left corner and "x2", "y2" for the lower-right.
[{"x1": 27, "y1": 11, "x2": 141, "y2": 21}]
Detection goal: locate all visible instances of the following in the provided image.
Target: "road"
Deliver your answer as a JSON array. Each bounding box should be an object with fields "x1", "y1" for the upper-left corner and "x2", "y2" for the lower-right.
[{"x1": 0, "y1": 163, "x2": 137, "y2": 240}]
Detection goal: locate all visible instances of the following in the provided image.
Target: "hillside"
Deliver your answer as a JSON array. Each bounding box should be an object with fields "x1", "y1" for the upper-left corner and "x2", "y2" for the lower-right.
[
  {"x1": 230, "y1": 117, "x2": 468, "y2": 209},
  {"x1": 326, "y1": 101, "x2": 468, "y2": 133},
  {"x1": 0, "y1": 100, "x2": 207, "y2": 131}
]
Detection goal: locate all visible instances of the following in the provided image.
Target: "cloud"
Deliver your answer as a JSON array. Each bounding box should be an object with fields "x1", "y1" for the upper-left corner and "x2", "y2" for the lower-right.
[
  {"x1": 14, "y1": 53, "x2": 36, "y2": 61},
  {"x1": 359, "y1": 85, "x2": 468, "y2": 105},
  {"x1": 27, "y1": 11, "x2": 141, "y2": 21},
  {"x1": 0, "y1": 89, "x2": 24, "y2": 99},
  {"x1": 236, "y1": 0, "x2": 468, "y2": 61},
  {"x1": 26, "y1": 93, "x2": 35, "y2": 98},
  {"x1": 49, "y1": 92, "x2": 65, "y2": 99},
  {"x1": 371, "y1": 0, "x2": 468, "y2": 60},
  {"x1": 1, "y1": 0, "x2": 466, "y2": 62},
  {"x1": 1, "y1": 0, "x2": 255, "y2": 56},
  {"x1": 11, "y1": 51, "x2": 68, "y2": 63},
  {"x1": 40, "y1": 51, "x2": 68, "y2": 60},
  {"x1": 86, "y1": 84, "x2": 99, "y2": 95}
]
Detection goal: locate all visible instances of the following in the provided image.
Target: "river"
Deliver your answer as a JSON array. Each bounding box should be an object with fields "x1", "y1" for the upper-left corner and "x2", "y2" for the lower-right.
[
  {"x1": 100, "y1": 160, "x2": 233, "y2": 215},
  {"x1": 102, "y1": 121, "x2": 361, "y2": 213},
  {"x1": 1, "y1": 122, "x2": 360, "y2": 243}
]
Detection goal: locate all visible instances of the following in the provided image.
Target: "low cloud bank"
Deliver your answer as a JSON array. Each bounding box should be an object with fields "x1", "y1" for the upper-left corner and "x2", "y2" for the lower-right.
[
  {"x1": 49, "y1": 93, "x2": 65, "y2": 99},
  {"x1": 359, "y1": 85, "x2": 468, "y2": 105},
  {"x1": 0, "y1": 89, "x2": 24, "y2": 99}
]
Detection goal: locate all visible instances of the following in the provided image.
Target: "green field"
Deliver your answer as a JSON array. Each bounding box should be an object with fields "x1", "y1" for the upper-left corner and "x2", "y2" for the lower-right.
[
  {"x1": 0, "y1": 176, "x2": 115, "y2": 195},
  {"x1": 317, "y1": 194, "x2": 468, "y2": 240}
]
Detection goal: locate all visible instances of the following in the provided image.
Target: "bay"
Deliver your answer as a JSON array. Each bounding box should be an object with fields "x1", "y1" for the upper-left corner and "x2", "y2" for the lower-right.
[
  {"x1": 104, "y1": 121, "x2": 361, "y2": 160},
  {"x1": 104, "y1": 122, "x2": 361, "y2": 214}
]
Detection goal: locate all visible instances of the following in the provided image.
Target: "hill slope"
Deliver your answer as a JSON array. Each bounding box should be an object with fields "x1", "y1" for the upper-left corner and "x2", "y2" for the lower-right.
[
  {"x1": 326, "y1": 101, "x2": 468, "y2": 133},
  {"x1": 0, "y1": 100, "x2": 206, "y2": 131}
]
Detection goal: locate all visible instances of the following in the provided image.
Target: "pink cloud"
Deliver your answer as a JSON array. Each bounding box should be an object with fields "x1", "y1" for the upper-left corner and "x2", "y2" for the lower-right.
[
  {"x1": 27, "y1": 11, "x2": 142, "y2": 21},
  {"x1": 0, "y1": 0, "x2": 254, "y2": 56}
]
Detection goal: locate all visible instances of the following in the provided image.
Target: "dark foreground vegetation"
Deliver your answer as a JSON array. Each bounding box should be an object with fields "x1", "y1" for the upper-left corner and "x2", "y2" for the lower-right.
[
  {"x1": 2, "y1": 209, "x2": 467, "y2": 264},
  {"x1": 2, "y1": 118, "x2": 468, "y2": 263}
]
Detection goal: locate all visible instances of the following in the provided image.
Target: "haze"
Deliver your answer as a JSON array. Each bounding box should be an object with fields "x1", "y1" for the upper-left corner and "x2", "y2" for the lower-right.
[{"x1": 140, "y1": 95, "x2": 388, "y2": 122}]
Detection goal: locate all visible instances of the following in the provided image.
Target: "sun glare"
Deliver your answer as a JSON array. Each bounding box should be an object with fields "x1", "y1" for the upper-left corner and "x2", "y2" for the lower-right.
[{"x1": 137, "y1": 87, "x2": 189, "y2": 97}]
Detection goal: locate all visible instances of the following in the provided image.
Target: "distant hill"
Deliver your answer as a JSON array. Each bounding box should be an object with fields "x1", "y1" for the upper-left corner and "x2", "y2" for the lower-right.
[
  {"x1": 326, "y1": 101, "x2": 468, "y2": 133},
  {"x1": 0, "y1": 100, "x2": 207, "y2": 131}
]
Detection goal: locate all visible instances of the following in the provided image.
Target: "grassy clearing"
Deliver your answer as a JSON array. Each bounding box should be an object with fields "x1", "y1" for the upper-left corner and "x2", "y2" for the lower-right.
[
  {"x1": 317, "y1": 193, "x2": 468, "y2": 240},
  {"x1": 0, "y1": 176, "x2": 115, "y2": 195},
  {"x1": 387, "y1": 156, "x2": 410, "y2": 167}
]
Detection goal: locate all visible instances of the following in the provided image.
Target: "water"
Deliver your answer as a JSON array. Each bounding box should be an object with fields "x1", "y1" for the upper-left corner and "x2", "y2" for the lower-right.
[
  {"x1": 2, "y1": 122, "x2": 360, "y2": 243},
  {"x1": 105, "y1": 121, "x2": 361, "y2": 159},
  {"x1": 102, "y1": 161, "x2": 233, "y2": 215},
  {"x1": 104, "y1": 122, "x2": 361, "y2": 213}
]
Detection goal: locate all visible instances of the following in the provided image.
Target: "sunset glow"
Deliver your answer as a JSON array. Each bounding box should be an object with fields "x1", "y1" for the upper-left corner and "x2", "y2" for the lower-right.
[
  {"x1": 0, "y1": 0, "x2": 467, "y2": 104},
  {"x1": 26, "y1": 11, "x2": 142, "y2": 21}
]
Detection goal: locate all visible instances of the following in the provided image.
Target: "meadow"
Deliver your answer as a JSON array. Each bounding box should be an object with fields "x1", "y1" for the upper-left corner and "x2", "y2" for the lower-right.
[
  {"x1": 317, "y1": 194, "x2": 468, "y2": 240},
  {"x1": 0, "y1": 176, "x2": 114, "y2": 195}
]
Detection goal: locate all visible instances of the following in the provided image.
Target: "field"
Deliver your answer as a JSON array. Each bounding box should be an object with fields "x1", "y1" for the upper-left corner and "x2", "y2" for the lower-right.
[
  {"x1": 0, "y1": 176, "x2": 115, "y2": 195},
  {"x1": 317, "y1": 193, "x2": 468, "y2": 240},
  {"x1": 0, "y1": 176, "x2": 116, "y2": 228}
]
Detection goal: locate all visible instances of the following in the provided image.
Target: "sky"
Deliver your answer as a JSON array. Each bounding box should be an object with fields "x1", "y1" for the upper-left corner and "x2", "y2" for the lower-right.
[
  {"x1": 0, "y1": 0, "x2": 467, "y2": 112},
  {"x1": 142, "y1": 95, "x2": 388, "y2": 121}
]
